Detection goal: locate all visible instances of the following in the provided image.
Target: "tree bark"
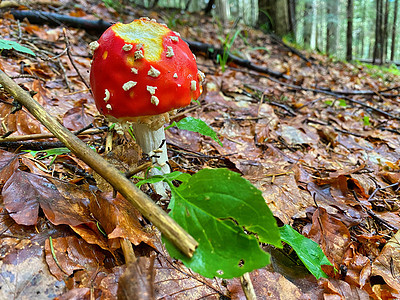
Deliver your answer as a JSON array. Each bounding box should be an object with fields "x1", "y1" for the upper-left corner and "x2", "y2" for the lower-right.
[
  {"x1": 258, "y1": 0, "x2": 291, "y2": 36},
  {"x1": 288, "y1": 0, "x2": 296, "y2": 40},
  {"x1": 303, "y1": 0, "x2": 313, "y2": 48},
  {"x1": 346, "y1": 0, "x2": 354, "y2": 61},
  {"x1": 373, "y1": 0, "x2": 383, "y2": 64},
  {"x1": 391, "y1": 0, "x2": 398, "y2": 61},
  {"x1": 326, "y1": 0, "x2": 338, "y2": 55},
  {"x1": 383, "y1": 0, "x2": 389, "y2": 62}
]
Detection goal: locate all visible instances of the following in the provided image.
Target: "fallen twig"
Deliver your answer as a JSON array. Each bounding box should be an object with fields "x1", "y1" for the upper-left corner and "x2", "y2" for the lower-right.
[{"x1": 264, "y1": 76, "x2": 400, "y2": 120}]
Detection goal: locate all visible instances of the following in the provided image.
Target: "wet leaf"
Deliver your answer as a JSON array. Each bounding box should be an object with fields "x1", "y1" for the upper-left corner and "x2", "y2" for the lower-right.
[
  {"x1": 90, "y1": 192, "x2": 154, "y2": 249},
  {"x1": 0, "y1": 241, "x2": 65, "y2": 299},
  {"x1": 44, "y1": 235, "x2": 106, "y2": 281},
  {"x1": 371, "y1": 230, "x2": 400, "y2": 291},
  {"x1": 0, "y1": 149, "x2": 19, "y2": 185},
  {"x1": 307, "y1": 207, "x2": 351, "y2": 267},
  {"x1": 2, "y1": 170, "x2": 94, "y2": 226}
]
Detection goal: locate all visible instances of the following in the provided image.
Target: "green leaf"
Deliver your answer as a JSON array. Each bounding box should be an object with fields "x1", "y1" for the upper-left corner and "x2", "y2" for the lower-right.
[
  {"x1": 23, "y1": 147, "x2": 70, "y2": 159},
  {"x1": 0, "y1": 39, "x2": 35, "y2": 56},
  {"x1": 363, "y1": 115, "x2": 371, "y2": 126},
  {"x1": 166, "y1": 117, "x2": 223, "y2": 146},
  {"x1": 338, "y1": 99, "x2": 347, "y2": 107},
  {"x1": 279, "y1": 225, "x2": 332, "y2": 279},
  {"x1": 135, "y1": 171, "x2": 189, "y2": 188},
  {"x1": 163, "y1": 168, "x2": 281, "y2": 279}
]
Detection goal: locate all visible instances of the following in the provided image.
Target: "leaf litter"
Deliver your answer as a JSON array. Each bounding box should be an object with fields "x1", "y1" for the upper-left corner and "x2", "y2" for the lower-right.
[{"x1": 0, "y1": 2, "x2": 399, "y2": 299}]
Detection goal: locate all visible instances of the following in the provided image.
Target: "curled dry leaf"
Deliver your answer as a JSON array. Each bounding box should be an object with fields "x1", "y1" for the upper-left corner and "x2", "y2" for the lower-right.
[
  {"x1": 44, "y1": 235, "x2": 106, "y2": 281},
  {"x1": 90, "y1": 192, "x2": 154, "y2": 250}
]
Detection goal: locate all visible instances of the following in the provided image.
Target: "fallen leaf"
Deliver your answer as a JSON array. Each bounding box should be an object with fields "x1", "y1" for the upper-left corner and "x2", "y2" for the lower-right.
[
  {"x1": 0, "y1": 240, "x2": 66, "y2": 299},
  {"x1": 307, "y1": 207, "x2": 351, "y2": 267},
  {"x1": 90, "y1": 192, "x2": 154, "y2": 249},
  {"x1": 3, "y1": 170, "x2": 94, "y2": 226},
  {"x1": 371, "y1": 230, "x2": 400, "y2": 292},
  {"x1": 0, "y1": 149, "x2": 19, "y2": 185},
  {"x1": 44, "y1": 235, "x2": 106, "y2": 281}
]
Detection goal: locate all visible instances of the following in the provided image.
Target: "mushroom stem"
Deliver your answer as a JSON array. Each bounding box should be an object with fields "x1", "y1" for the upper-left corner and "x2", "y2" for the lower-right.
[{"x1": 130, "y1": 123, "x2": 170, "y2": 198}]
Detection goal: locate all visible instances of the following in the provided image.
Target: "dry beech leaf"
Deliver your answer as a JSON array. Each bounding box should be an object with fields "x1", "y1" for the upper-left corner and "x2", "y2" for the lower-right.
[
  {"x1": 90, "y1": 192, "x2": 154, "y2": 249},
  {"x1": 307, "y1": 207, "x2": 351, "y2": 267},
  {"x1": 0, "y1": 149, "x2": 19, "y2": 185},
  {"x1": 371, "y1": 230, "x2": 400, "y2": 292},
  {"x1": 62, "y1": 105, "x2": 94, "y2": 131},
  {"x1": 2, "y1": 170, "x2": 94, "y2": 226}
]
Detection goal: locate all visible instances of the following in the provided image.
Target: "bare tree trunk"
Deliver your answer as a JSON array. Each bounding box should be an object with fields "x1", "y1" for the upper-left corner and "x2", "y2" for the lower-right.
[
  {"x1": 373, "y1": 0, "x2": 383, "y2": 64},
  {"x1": 216, "y1": 0, "x2": 230, "y2": 25},
  {"x1": 326, "y1": 0, "x2": 338, "y2": 55},
  {"x1": 346, "y1": 0, "x2": 353, "y2": 61},
  {"x1": 383, "y1": 0, "x2": 389, "y2": 63},
  {"x1": 288, "y1": 0, "x2": 296, "y2": 39},
  {"x1": 391, "y1": 0, "x2": 398, "y2": 61},
  {"x1": 303, "y1": 0, "x2": 313, "y2": 48},
  {"x1": 360, "y1": 0, "x2": 367, "y2": 57},
  {"x1": 258, "y1": 0, "x2": 291, "y2": 36}
]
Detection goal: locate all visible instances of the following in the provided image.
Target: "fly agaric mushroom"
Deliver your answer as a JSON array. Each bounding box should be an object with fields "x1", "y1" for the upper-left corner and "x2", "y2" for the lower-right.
[{"x1": 89, "y1": 18, "x2": 204, "y2": 196}]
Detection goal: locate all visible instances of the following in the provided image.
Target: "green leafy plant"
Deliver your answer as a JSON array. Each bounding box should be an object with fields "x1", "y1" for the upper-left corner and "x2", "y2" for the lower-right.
[
  {"x1": 363, "y1": 115, "x2": 371, "y2": 126},
  {"x1": 24, "y1": 147, "x2": 71, "y2": 167},
  {"x1": 102, "y1": 0, "x2": 123, "y2": 12},
  {"x1": 138, "y1": 168, "x2": 281, "y2": 278},
  {"x1": 165, "y1": 116, "x2": 222, "y2": 146},
  {"x1": 0, "y1": 39, "x2": 35, "y2": 56},
  {"x1": 217, "y1": 29, "x2": 241, "y2": 72},
  {"x1": 137, "y1": 170, "x2": 332, "y2": 280},
  {"x1": 279, "y1": 225, "x2": 332, "y2": 279},
  {"x1": 338, "y1": 99, "x2": 347, "y2": 107}
]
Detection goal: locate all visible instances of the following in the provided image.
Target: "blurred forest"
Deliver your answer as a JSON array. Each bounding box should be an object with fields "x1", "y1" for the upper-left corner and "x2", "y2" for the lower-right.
[{"x1": 136, "y1": 0, "x2": 400, "y2": 63}]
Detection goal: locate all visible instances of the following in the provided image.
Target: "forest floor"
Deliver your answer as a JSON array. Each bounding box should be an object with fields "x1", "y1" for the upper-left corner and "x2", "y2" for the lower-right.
[{"x1": 0, "y1": 1, "x2": 400, "y2": 299}]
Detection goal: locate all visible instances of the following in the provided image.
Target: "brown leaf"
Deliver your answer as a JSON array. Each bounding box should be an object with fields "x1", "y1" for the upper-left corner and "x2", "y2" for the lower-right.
[
  {"x1": 3, "y1": 170, "x2": 94, "y2": 226},
  {"x1": 237, "y1": 158, "x2": 314, "y2": 223},
  {"x1": 227, "y1": 268, "x2": 313, "y2": 299},
  {"x1": 90, "y1": 192, "x2": 154, "y2": 249},
  {"x1": 117, "y1": 257, "x2": 155, "y2": 300},
  {"x1": 45, "y1": 235, "x2": 106, "y2": 281},
  {"x1": 62, "y1": 105, "x2": 94, "y2": 131},
  {"x1": 308, "y1": 207, "x2": 351, "y2": 267},
  {"x1": 0, "y1": 240, "x2": 66, "y2": 299},
  {"x1": 319, "y1": 278, "x2": 370, "y2": 299},
  {"x1": 371, "y1": 230, "x2": 400, "y2": 292},
  {"x1": 0, "y1": 149, "x2": 19, "y2": 185}
]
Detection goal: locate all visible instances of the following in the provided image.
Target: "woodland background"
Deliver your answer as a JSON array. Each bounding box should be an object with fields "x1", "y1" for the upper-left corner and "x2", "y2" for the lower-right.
[{"x1": 0, "y1": 0, "x2": 399, "y2": 299}]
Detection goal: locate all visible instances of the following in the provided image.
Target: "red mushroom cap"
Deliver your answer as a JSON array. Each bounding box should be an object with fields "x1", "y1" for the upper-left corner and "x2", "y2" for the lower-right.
[{"x1": 89, "y1": 18, "x2": 203, "y2": 121}]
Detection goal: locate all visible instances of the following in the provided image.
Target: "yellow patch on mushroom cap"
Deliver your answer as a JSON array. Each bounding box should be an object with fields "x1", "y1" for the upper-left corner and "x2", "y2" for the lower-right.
[{"x1": 112, "y1": 20, "x2": 170, "y2": 62}]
